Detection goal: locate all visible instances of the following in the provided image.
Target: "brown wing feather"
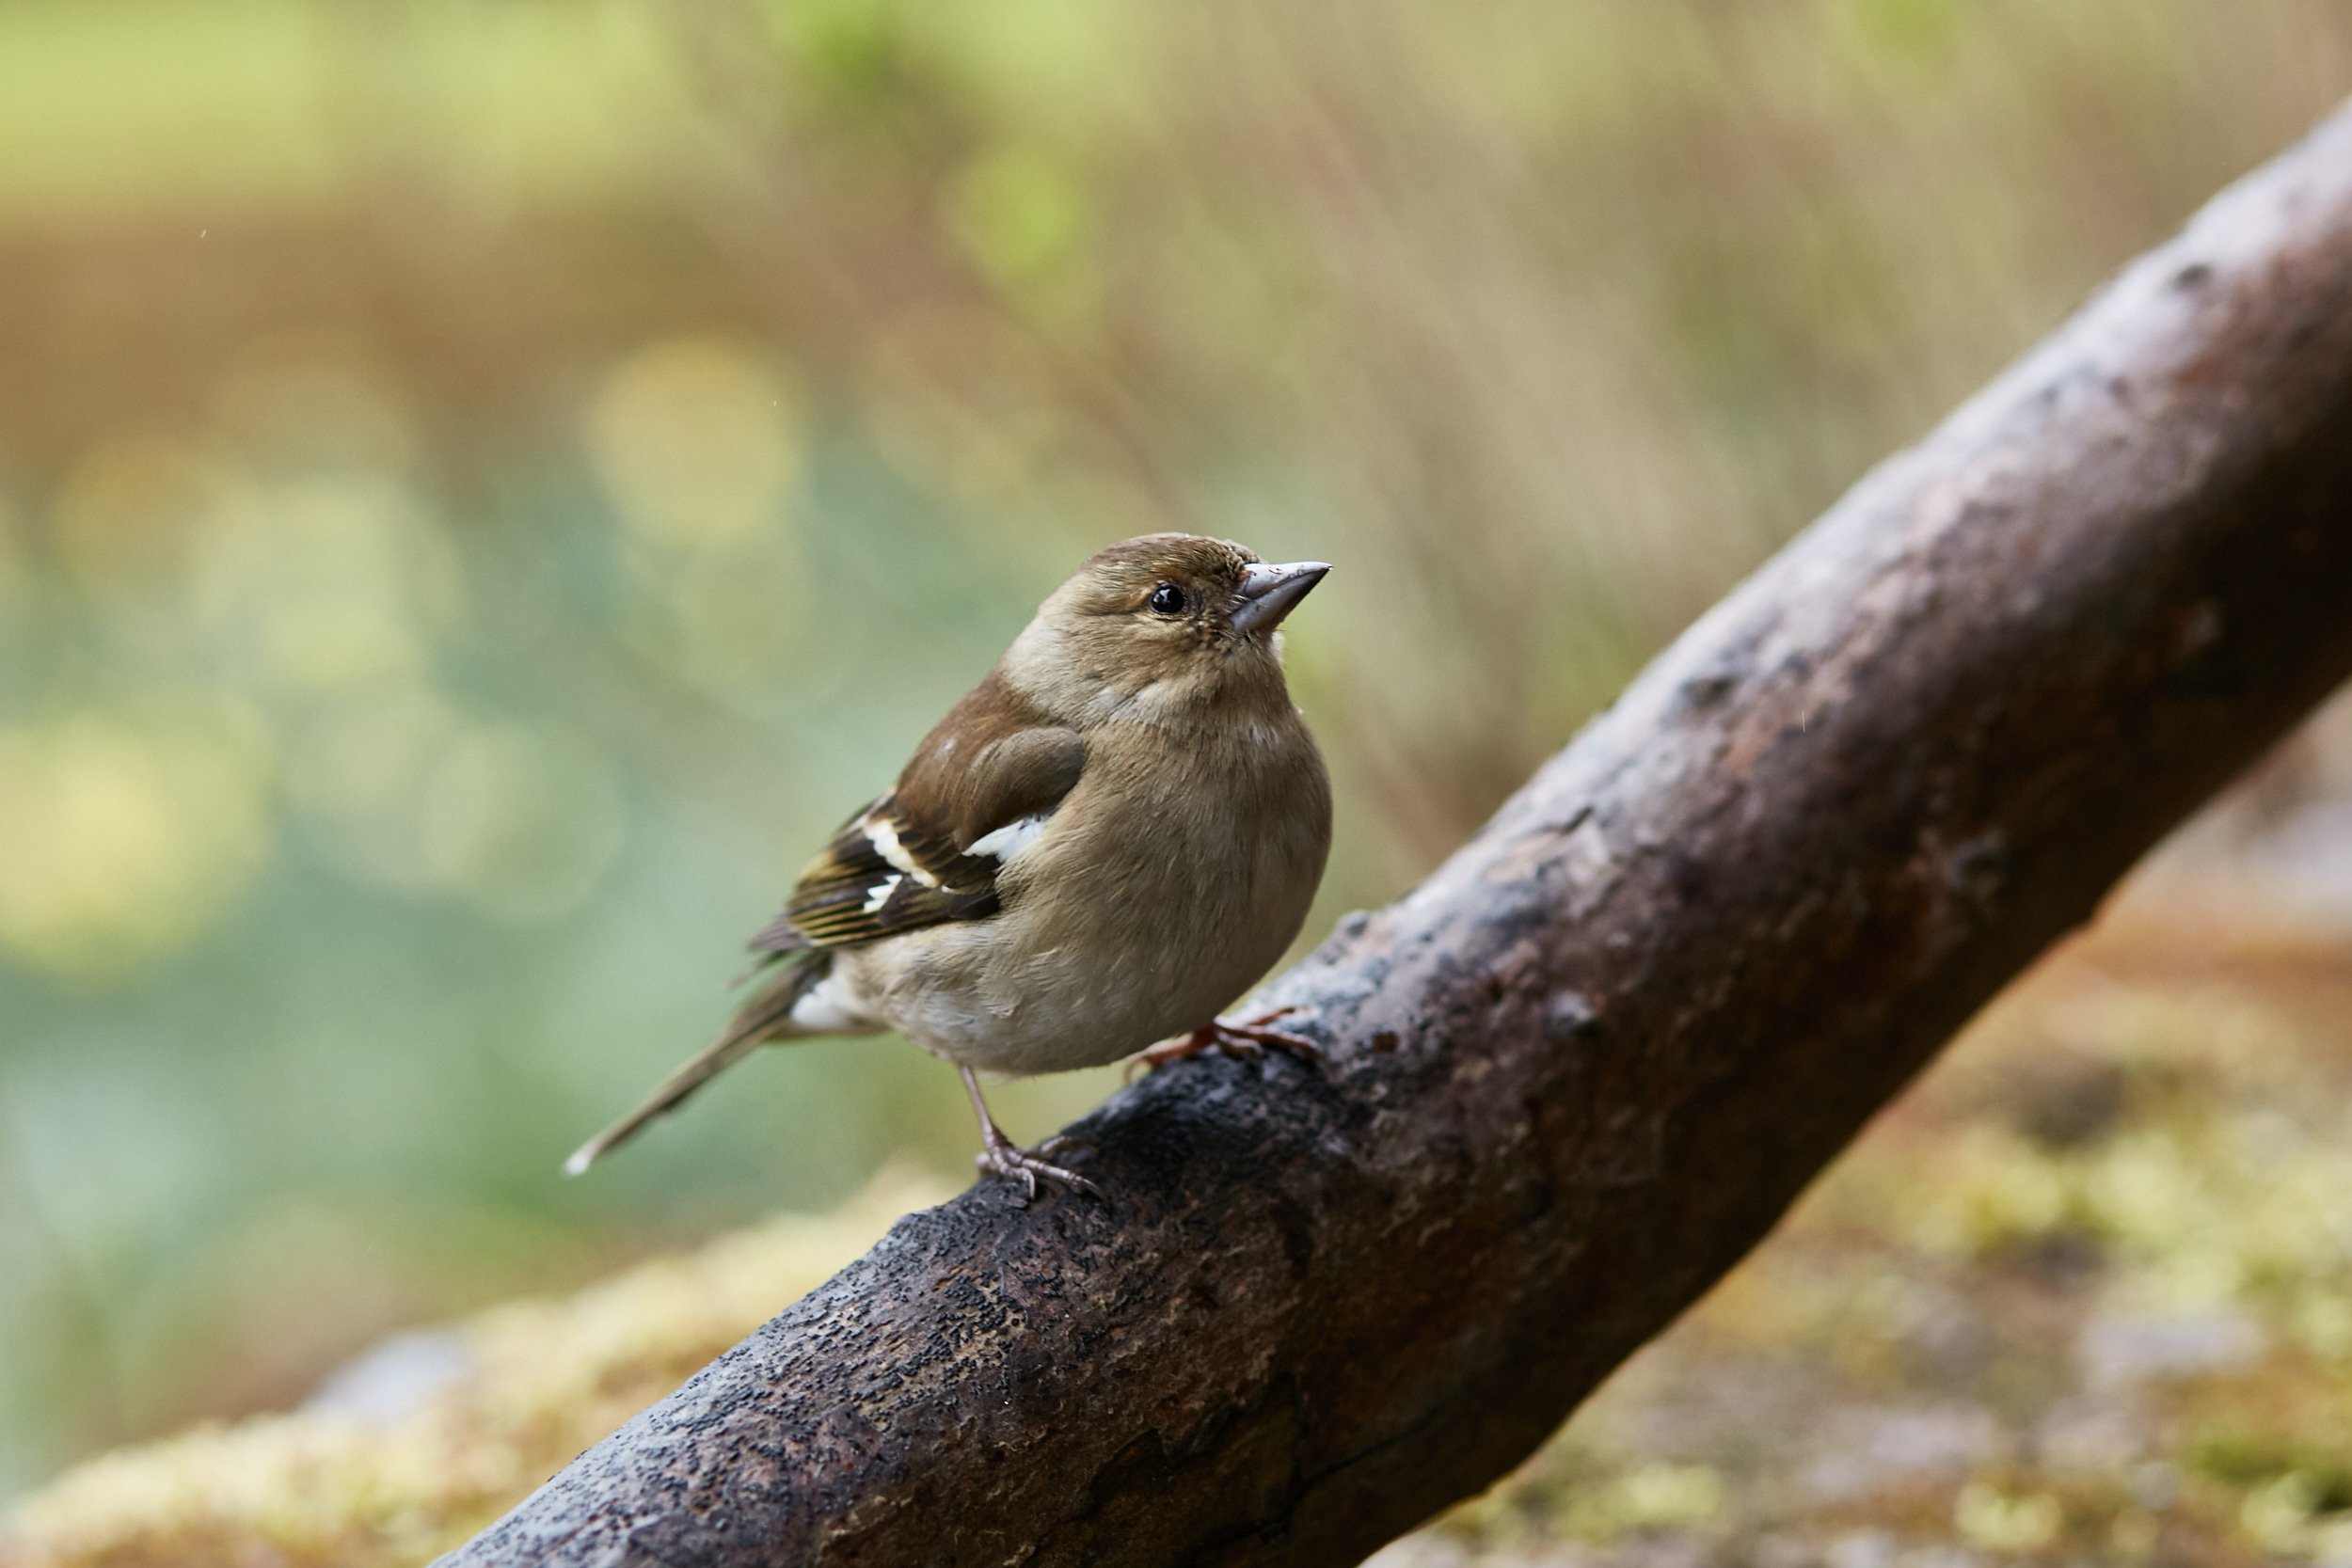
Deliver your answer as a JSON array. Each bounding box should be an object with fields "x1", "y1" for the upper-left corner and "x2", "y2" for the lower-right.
[{"x1": 747, "y1": 673, "x2": 1085, "y2": 956}]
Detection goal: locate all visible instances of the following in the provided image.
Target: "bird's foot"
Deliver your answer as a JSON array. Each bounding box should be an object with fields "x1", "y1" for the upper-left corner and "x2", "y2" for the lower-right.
[
  {"x1": 1135, "y1": 1006, "x2": 1325, "y2": 1077},
  {"x1": 975, "y1": 1130, "x2": 1102, "y2": 1204}
]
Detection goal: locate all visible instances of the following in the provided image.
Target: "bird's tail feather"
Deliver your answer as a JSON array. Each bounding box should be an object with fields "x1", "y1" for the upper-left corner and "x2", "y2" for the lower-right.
[{"x1": 564, "y1": 956, "x2": 826, "y2": 1176}]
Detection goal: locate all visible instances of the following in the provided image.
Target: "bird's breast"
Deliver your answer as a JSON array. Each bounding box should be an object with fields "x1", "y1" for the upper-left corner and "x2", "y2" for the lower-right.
[{"x1": 868, "y1": 717, "x2": 1330, "y2": 1075}]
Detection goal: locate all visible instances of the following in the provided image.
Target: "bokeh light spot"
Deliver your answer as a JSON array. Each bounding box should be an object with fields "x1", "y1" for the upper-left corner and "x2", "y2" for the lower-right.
[
  {"x1": 946, "y1": 144, "x2": 1089, "y2": 295},
  {"x1": 201, "y1": 477, "x2": 457, "y2": 693},
  {"x1": 0, "y1": 706, "x2": 274, "y2": 982},
  {"x1": 584, "y1": 336, "x2": 803, "y2": 552},
  {"x1": 416, "y1": 721, "x2": 626, "y2": 923},
  {"x1": 289, "y1": 701, "x2": 620, "y2": 920}
]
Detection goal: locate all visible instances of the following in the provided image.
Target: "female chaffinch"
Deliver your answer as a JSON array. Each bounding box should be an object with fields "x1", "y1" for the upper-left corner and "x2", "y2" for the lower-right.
[{"x1": 568, "y1": 534, "x2": 1333, "y2": 1197}]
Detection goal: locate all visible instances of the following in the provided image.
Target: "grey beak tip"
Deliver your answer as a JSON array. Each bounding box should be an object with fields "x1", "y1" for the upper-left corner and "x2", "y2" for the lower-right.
[{"x1": 1232, "y1": 560, "x2": 1331, "y2": 633}]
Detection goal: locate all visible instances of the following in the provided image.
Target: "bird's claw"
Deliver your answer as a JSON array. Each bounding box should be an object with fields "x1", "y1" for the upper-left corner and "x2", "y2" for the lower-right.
[
  {"x1": 1134, "y1": 1006, "x2": 1326, "y2": 1078},
  {"x1": 976, "y1": 1134, "x2": 1103, "y2": 1204}
]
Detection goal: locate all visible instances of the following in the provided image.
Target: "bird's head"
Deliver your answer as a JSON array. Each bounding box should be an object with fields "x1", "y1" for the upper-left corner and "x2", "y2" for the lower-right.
[{"x1": 1008, "y1": 533, "x2": 1329, "y2": 724}]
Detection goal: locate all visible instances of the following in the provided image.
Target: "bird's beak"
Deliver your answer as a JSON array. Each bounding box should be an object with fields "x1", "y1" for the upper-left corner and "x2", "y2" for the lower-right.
[{"x1": 1232, "y1": 561, "x2": 1330, "y2": 635}]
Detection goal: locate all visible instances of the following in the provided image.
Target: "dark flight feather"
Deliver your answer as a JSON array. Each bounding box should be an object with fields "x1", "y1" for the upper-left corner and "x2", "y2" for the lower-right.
[{"x1": 748, "y1": 673, "x2": 1086, "y2": 956}]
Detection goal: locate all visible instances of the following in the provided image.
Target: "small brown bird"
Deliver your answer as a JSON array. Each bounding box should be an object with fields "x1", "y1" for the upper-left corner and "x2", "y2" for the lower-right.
[{"x1": 567, "y1": 534, "x2": 1333, "y2": 1196}]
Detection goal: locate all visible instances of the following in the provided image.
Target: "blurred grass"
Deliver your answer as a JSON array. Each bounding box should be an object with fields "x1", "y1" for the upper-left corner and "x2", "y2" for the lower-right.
[{"x1": 1, "y1": 0, "x2": 2348, "y2": 1500}]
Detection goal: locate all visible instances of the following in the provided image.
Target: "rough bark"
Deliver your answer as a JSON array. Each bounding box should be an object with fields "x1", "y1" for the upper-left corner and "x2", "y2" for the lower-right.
[{"x1": 442, "y1": 103, "x2": 2352, "y2": 1568}]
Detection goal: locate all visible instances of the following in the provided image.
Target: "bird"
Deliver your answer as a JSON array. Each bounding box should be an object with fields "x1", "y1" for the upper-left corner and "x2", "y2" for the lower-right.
[{"x1": 565, "y1": 533, "x2": 1333, "y2": 1198}]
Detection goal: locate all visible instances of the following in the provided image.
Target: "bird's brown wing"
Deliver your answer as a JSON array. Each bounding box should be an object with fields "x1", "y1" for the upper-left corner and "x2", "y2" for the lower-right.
[{"x1": 749, "y1": 677, "x2": 1085, "y2": 955}]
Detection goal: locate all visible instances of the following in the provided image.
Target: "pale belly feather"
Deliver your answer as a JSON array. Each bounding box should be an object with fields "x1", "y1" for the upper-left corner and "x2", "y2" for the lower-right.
[{"x1": 827, "y1": 727, "x2": 1327, "y2": 1075}]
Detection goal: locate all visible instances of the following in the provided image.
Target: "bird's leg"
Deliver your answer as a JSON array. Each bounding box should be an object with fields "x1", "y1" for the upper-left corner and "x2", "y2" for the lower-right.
[
  {"x1": 960, "y1": 1065, "x2": 1102, "y2": 1202},
  {"x1": 1136, "y1": 1006, "x2": 1325, "y2": 1075}
]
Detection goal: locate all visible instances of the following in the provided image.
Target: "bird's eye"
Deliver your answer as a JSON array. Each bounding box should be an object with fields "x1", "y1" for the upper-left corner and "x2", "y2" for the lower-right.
[{"x1": 1147, "y1": 583, "x2": 1189, "y2": 616}]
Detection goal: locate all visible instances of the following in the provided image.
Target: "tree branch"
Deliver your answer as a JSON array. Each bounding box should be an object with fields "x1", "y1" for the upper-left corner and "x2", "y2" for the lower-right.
[{"x1": 442, "y1": 102, "x2": 2352, "y2": 1568}]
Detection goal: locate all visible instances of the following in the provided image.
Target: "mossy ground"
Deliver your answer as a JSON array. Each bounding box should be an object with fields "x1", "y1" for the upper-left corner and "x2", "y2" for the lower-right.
[
  {"x1": 0, "y1": 1172, "x2": 951, "y2": 1568},
  {"x1": 1380, "y1": 904, "x2": 2352, "y2": 1568}
]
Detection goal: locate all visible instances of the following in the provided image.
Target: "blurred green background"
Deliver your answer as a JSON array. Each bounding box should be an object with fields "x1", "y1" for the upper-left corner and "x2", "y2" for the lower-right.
[{"x1": 2, "y1": 0, "x2": 2348, "y2": 1499}]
